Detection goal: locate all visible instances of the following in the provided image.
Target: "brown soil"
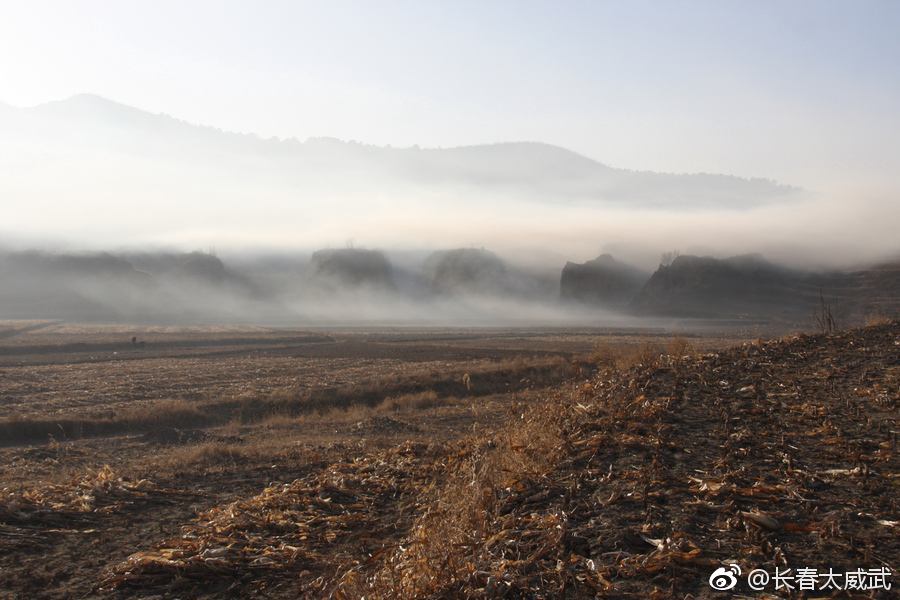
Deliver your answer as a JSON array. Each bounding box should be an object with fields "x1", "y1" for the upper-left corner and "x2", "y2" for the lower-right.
[
  {"x1": 0, "y1": 324, "x2": 762, "y2": 598},
  {"x1": 356, "y1": 322, "x2": 899, "y2": 598}
]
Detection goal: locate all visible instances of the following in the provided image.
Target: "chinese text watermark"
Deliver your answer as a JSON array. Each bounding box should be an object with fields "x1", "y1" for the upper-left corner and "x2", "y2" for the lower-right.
[{"x1": 708, "y1": 565, "x2": 892, "y2": 592}]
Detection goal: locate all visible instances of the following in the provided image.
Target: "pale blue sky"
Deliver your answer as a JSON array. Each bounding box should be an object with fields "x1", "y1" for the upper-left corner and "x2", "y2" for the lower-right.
[{"x1": 2, "y1": 0, "x2": 899, "y2": 187}]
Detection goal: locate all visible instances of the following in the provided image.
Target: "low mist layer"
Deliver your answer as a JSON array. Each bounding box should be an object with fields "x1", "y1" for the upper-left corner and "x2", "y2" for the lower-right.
[
  {"x1": 2, "y1": 96, "x2": 897, "y2": 271},
  {"x1": 1, "y1": 95, "x2": 898, "y2": 326},
  {"x1": 1, "y1": 245, "x2": 897, "y2": 327}
]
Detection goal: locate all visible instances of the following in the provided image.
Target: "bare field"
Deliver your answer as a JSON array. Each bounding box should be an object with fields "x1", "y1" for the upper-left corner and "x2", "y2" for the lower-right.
[
  {"x1": 0, "y1": 323, "x2": 744, "y2": 419},
  {"x1": 0, "y1": 322, "x2": 751, "y2": 598}
]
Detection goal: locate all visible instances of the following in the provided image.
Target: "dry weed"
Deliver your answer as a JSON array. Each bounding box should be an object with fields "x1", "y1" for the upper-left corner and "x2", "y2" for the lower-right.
[
  {"x1": 590, "y1": 341, "x2": 664, "y2": 371},
  {"x1": 165, "y1": 442, "x2": 256, "y2": 469},
  {"x1": 864, "y1": 313, "x2": 893, "y2": 327},
  {"x1": 344, "y1": 392, "x2": 569, "y2": 598},
  {"x1": 380, "y1": 390, "x2": 446, "y2": 412},
  {"x1": 666, "y1": 335, "x2": 695, "y2": 358}
]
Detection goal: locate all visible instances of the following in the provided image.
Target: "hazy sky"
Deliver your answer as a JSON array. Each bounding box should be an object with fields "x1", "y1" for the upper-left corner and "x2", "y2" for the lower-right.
[{"x1": 2, "y1": 0, "x2": 899, "y2": 189}]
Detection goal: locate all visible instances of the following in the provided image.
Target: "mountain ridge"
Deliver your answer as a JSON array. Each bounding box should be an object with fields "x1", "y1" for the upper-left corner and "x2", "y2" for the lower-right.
[{"x1": 1, "y1": 94, "x2": 798, "y2": 207}]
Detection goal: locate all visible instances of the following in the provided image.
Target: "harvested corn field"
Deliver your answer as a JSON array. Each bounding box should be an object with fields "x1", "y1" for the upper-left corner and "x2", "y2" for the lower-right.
[
  {"x1": 0, "y1": 323, "x2": 723, "y2": 597},
  {"x1": 0, "y1": 322, "x2": 896, "y2": 598},
  {"x1": 350, "y1": 322, "x2": 898, "y2": 598}
]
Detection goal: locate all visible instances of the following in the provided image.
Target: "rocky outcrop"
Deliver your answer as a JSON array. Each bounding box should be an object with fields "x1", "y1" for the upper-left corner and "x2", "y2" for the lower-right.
[
  {"x1": 0, "y1": 251, "x2": 155, "y2": 320},
  {"x1": 560, "y1": 254, "x2": 648, "y2": 308},
  {"x1": 422, "y1": 248, "x2": 509, "y2": 295},
  {"x1": 172, "y1": 252, "x2": 228, "y2": 283},
  {"x1": 629, "y1": 254, "x2": 900, "y2": 321},
  {"x1": 630, "y1": 254, "x2": 809, "y2": 318},
  {"x1": 309, "y1": 248, "x2": 395, "y2": 289}
]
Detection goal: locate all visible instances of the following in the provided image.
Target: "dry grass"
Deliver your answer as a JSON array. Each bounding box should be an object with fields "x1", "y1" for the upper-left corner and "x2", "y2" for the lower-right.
[
  {"x1": 0, "y1": 357, "x2": 572, "y2": 445},
  {"x1": 264, "y1": 390, "x2": 457, "y2": 427},
  {"x1": 294, "y1": 403, "x2": 377, "y2": 425},
  {"x1": 163, "y1": 442, "x2": 258, "y2": 470},
  {"x1": 813, "y1": 291, "x2": 838, "y2": 334},
  {"x1": 0, "y1": 328, "x2": 757, "y2": 598},
  {"x1": 340, "y1": 322, "x2": 900, "y2": 598},
  {"x1": 343, "y1": 339, "x2": 700, "y2": 596},
  {"x1": 666, "y1": 335, "x2": 696, "y2": 358},
  {"x1": 341, "y1": 390, "x2": 570, "y2": 597},
  {"x1": 0, "y1": 399, "x2": 207, "y2": 445},
  {"x1": 380, "y1": 390, "x2": 449, "y2": 412},
  {"x1": 864, "y1": 313, "x2": 893, "y2": 327},
  {"x1": 589, "y1": 336, "x2": 699, "y2": 373}
]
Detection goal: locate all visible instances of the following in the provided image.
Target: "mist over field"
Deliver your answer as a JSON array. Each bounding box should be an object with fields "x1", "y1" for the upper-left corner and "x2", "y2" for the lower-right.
[
  {"x1": 2, "y1": 2, "x2": 899, "y2": 326},
  {"x1": 1, "y1": 95, "x2": 898, "y2": 325},
  {"x1": 3, "y1": 94, "x2": 898, "y2": 261},
  {"x1": 2, "y1": 94, "x2": 898, "y2": 270},
  {"x1": 3, "y1": 5, "x2": 900, "y2": 598}
]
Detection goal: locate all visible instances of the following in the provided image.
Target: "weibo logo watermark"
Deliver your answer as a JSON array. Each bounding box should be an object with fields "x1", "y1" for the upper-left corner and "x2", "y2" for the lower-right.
[{"x1": 708, "y1": 565, "x2": 741, "y2": 591}]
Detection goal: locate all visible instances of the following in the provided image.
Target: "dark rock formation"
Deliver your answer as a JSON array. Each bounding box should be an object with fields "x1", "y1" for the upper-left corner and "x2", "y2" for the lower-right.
[
  {"x1": 8, "y1": 250, "x2": 148, "y2": 280},
  {"x1": 173, "y1": 252, "x2": 228, "y2": 283},
  {"x1": 309, "y1": 248, "x2": 395, "y2": 288},
  {"x1": 631, "y1": 254, "x2": 808, "y2": 318},
  {"x1": 422, "y1": 248, "x2": 509, "y2": 295},
  {"x1": 560, "y1": 254, "x2": 648, "y2": 308},
  {"x1": 629, "y1": 254, "x2": 900, "y2": 321},
  {"x1": 0, "y1": 251, "x2": 154, "y2": 320}
]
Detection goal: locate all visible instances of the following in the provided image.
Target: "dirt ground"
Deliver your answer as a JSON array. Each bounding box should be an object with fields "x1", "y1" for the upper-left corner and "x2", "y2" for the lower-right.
[{"x1": 0, "y1": 321, "x2": 751, "y2": 598}]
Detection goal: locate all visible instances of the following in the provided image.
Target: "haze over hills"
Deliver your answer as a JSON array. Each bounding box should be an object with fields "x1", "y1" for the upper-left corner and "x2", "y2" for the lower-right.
[
  {"x1": 2, "y1": 94, "x2": 898, "y2": 326},
  {"x1": 1, "y1": 244, "x2": 897, "y2": 326},
  {"x1": 3, "y1": 6, "x2": 900, "y2": 598},
  {"x1": 1, "y1": 94, "x2": 794, "y2": 212},
  {"x1": 5, "y1": 93, "x2": 898, "y2": 273}
]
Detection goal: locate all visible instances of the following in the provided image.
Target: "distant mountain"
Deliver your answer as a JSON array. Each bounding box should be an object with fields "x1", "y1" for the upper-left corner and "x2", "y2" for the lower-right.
[{"x1": 0, "y1": 94, "x2": 797, "y2": 209}]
